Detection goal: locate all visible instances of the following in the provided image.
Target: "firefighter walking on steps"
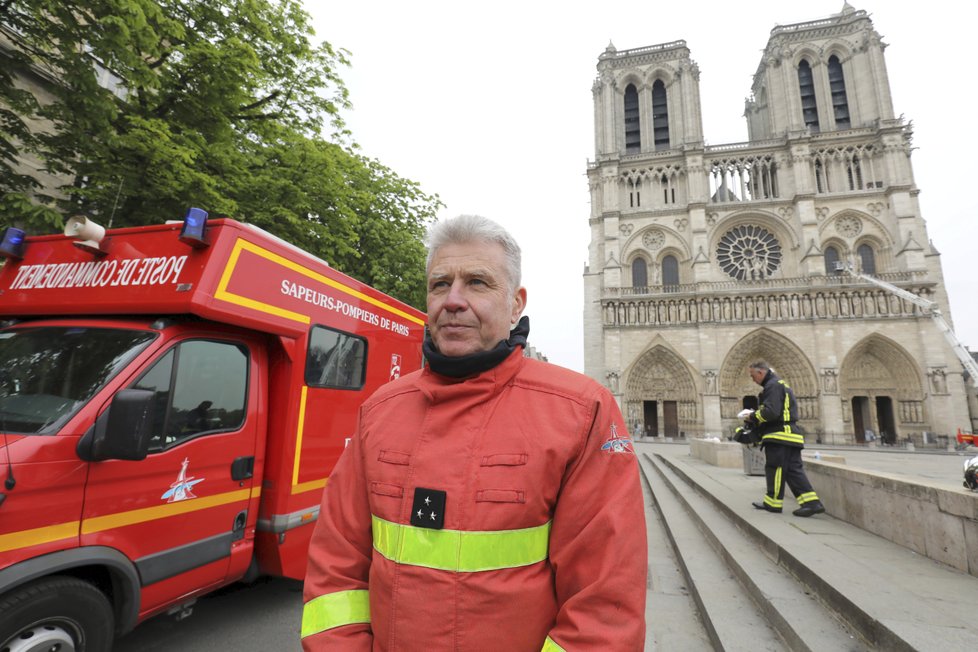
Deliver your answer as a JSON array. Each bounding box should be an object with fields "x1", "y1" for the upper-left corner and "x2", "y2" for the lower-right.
[{"x1": 744, "y1": 360, "x2": 825, "y2": 517}]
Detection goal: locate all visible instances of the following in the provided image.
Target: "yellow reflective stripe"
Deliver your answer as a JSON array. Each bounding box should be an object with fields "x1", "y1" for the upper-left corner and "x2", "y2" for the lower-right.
[
  {"x1": 301, "y1": 589, "x2": 370, "y2": 638},
  {"x1": 797, "y1": 492, "x2": 819, "y2": 504},
  {"x1": 762, "y1": 432, "x2": 805, "y2": 445},
  {"x1": 542, "y1": 636, "x2": 567, "y2": 652},
  {"x1": 764, "y1": 495, "x2": 783, "y2": 508},
  {"x1": 371, "y1": 515, "x2": 550, "y2": 572},
  {"x1": 779, "y1": 380, "x2": 791, "y2": 422}
]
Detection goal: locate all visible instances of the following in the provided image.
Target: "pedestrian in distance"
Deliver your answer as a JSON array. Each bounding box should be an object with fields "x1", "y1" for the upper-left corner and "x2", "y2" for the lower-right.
[
  {"x1": 301, "y1": 214, "x2": 648, "y2": 651},
  {"x1": 743, "y1": 361, "x2": 825, "y2": 518}
]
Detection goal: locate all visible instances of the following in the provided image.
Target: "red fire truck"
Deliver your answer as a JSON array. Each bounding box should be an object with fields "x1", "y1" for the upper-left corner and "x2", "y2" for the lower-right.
[{"x1": 0, "y1": 211, "x2": 425, "y2": 650}]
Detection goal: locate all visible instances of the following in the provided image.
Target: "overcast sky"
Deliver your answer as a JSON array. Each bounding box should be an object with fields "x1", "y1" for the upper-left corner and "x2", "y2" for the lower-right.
[{"x1": 310, "y1": 1, "x2": 978, "y2": 373}]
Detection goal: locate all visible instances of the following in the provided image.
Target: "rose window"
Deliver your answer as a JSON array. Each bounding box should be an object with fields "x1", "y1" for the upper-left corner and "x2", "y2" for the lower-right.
[
  {"x1": 716, "y1": 225, "x2": 782, "y2": 280},
  {"x1": 835, "y1": 215, "x2": 862, "y2": 238},
  {"x1": 642, "y1": 229, "x2": 665, "y2": 250}
]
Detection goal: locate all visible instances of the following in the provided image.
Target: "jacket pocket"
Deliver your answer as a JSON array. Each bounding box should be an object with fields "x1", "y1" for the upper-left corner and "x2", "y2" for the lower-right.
[
  {"x1": 370, "y1": 482, "x2": 404, "y2": 498},
  {"x1": 480, "y1": 453, "x2": 527, "y2": 467},
  {"x1": 378, "y1": 449, "x2": 411, "y2": 465},
  {"x1": 476, "y1": 489, "x2": 525, "y2": 503}
]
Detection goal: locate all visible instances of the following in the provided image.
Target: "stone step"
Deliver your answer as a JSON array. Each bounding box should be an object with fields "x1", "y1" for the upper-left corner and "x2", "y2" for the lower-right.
[
  {"x1": 651, "y1": 450, "x2": 978, "y2": 651},
  {"x1": 640, "y1": 453, "x2": 868, "y2": 651}
]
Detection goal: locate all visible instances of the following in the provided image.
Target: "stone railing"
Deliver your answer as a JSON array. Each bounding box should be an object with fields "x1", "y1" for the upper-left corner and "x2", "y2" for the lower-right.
[
  {"x1": 603, "y1": 271, "x2": 928, "y2": 298},
  {"x1": 601, "y1": 277, "x2": 936, "y2": 327}
]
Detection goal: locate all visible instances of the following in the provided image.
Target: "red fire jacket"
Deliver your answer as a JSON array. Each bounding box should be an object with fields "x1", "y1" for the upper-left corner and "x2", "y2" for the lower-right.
[{"x1": 301, "y1": 349, "x2": 647, "y2": 651}]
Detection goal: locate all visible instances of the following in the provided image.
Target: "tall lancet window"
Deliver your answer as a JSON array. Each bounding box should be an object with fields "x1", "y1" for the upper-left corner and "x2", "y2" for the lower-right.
[
  {"x1": 662, "y1": 255, "x2": 679, "y2": 290},
  {"x1": 651, "y1": 80, "x2": 669, "y2": 150},
  {"x1": 798, "y1": 59, "x2": 820, "y2": 132},
  {"x1": 828, "y1": 55, "x2": 850, "y2": 130},
  {"x1": 857, "y1": 243, "x2": 876, "y2": 275},
  {"x1": 632, "y1": 258, "x2": 648, "y2": 288},
  {"x1": 624, "y1": 84, "x2": 640, "y2": 154},
  {"x1": 824, "y1": 245, "x2": 841, "y2": 275}
]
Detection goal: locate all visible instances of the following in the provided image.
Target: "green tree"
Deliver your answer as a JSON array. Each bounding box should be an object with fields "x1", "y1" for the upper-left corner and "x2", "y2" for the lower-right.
[{"x1": 0, "y1": 0, "x2": 439, "y2": 308}]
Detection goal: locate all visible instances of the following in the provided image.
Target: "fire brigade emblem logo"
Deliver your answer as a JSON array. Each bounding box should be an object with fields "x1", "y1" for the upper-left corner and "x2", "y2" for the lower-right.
[
  {"x1": 390, "y1": 354, "x2": 402, "y2": 381},
  {"x1": 601, "y1": 424, "x2": 634, "y2": 454},
  {"x1": 161, "y1": 458, "x2": 205, "y2": 502}
]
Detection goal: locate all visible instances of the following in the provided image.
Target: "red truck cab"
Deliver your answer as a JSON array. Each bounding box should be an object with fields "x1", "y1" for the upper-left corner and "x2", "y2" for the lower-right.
[{"x1": 0, "y1": 214, "x2": 425, "y2": 649}]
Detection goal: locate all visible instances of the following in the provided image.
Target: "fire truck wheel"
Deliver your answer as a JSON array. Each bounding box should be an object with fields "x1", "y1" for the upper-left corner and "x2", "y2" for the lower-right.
[{"x1": 0, "y1": 576, "x2": 114, "y2": 652}]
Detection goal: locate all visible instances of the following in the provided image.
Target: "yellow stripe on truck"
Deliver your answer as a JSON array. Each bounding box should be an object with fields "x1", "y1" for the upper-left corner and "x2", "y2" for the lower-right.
[
  {"x1": 81, "y1": 487, "x2": 251, "y2": 534},
  {"x1": 0, "y1": 521, "x2": 78, "y2": 554}
]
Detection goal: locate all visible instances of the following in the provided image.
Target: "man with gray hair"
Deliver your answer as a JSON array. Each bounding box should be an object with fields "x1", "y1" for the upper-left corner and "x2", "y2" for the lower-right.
[{"x1": 302, "y1": 214, "x2": 647, "y2": 651}]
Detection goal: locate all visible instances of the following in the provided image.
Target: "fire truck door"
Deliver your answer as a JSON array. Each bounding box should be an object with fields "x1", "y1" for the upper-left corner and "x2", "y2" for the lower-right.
[{"x1": 80, "y1": 336, "x2": 262, "y2": 615}]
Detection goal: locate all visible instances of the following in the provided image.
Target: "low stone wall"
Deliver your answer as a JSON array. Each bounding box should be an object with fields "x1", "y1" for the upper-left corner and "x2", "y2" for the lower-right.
[
  {"x1": 689, "y1": 438, "x2": 743, "y2": 469},
  {"x1": 806, "y1": 461, "x2": 978, "y2": 578},
  {"x1": 690, "y1": 439, "x2": 846, "y2": 473}
]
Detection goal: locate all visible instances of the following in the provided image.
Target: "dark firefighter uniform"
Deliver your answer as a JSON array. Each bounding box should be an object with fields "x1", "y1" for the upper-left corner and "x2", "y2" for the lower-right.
[{"x1": 747, "y1": 369, "x2": 822, "y2": 513}]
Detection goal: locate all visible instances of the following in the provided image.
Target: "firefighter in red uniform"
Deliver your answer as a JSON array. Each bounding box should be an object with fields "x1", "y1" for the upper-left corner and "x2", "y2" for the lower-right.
[{"x1": 301, "y1": 215, "x2": 647, "y2": 651}]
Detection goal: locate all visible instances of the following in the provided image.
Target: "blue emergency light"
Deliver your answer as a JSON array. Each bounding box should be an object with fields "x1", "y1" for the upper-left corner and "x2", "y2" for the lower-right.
[
  {"x1": 0, "y1": 227, "x2": 26, "y2": 260},
  {"x1": 179, "y1": 207, "x2": 209, "y2": 248}
]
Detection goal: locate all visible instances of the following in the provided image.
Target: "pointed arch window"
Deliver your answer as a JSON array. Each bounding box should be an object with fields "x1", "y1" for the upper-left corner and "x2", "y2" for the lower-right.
[
  {"x1": 846, "y1": 155, "x2": 863, "y2": 190},
  {"x1": 824, "y1": 245, "x2": 841, "y2": 275},
  {"x1": 624, "y1": 84, "x2": 640, "y2": 154},
  {"x1": 662, "y1": 255, "x2": 679, "y2": 291},
  {"x1": 857, "y1": 244, "x2": 876, "y2": 275},
  {"x1": 828, "y1": 55, "x2": 850, "y2": 130},
  {"x1": 632, "y1": 258, "x2": 648, "y2": 288},
  {"x1": 651, "y1": 80, "x2": 669, "y2": 150},
  {"x1": 798, "y1": 59, "x2": 820, "y2": 132}
]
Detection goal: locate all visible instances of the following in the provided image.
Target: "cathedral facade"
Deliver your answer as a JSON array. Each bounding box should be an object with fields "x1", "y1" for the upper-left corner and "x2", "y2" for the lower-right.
[{"x1": 583, "y1": 5, "x2": 970, "y2": 445}]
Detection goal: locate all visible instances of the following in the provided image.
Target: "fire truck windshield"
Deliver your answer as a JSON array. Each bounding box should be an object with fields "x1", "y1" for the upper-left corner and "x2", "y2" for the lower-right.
[{"x1": 0, "y1": 326, "x2": 157, "y2": 435}]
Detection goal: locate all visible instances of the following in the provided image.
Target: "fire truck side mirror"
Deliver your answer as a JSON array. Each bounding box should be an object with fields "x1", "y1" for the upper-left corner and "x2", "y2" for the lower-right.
[{"x1": 78, "y1": 389, "x2": 156, "y2": 462}]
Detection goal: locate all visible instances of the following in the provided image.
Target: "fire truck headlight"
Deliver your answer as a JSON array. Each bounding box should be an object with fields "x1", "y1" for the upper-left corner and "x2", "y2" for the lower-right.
[
  {"x1": 0, "y1": 227, "x2": 26, "y2": 260},
  {"x1": 64, "y1": 215, "x2": 107, "y2": 256},
  {"x1": 179, "y1": 207, "x2": 209, "y2": 248}
]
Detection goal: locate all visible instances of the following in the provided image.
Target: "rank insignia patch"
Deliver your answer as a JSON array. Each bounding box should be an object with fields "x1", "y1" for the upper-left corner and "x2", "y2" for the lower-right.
[
  {"x1": 601, "y1": 424, "x2": 634, "y2": 454},
  {"x1": 410, "y1": 487, "x2": 446, "y2": 530}
]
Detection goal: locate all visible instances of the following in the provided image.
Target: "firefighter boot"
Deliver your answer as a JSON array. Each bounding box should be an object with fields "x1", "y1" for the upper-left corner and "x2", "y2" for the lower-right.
[{"x1": 792, "y1": 501, "x2": 825, "y2": 517}]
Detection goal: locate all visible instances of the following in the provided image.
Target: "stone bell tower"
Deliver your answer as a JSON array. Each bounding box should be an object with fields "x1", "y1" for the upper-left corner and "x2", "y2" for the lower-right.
[{"x1": 584, "y1": 5, "x2": 969, "y2": 445}]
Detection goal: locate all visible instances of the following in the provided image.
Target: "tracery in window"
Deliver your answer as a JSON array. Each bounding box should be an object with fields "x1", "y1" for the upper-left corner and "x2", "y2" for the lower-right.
[
  {"x1": 624, "y1": 84, "x2": 640, "y2": 154},
  {"x1": 716, "y1": 225, "x2": 783, "y2": 281},
  {"x1": 642, "y1": 229, "x2": 665, "y2": 250},
  {"x1": 835, "y1": 215, "x2": 862, "y2": 238}
]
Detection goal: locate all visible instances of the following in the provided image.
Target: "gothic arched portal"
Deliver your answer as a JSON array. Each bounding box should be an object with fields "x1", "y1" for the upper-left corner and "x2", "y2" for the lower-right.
[
  {"x1": 623, "y1": 344, "x2": 698, "y2": 438},
  {"x1": 719, "y1": 328, "x2": 820, "y2": 433},
  {"x1": 839, "y1": 334, "x2": 926, "y2": 443}
]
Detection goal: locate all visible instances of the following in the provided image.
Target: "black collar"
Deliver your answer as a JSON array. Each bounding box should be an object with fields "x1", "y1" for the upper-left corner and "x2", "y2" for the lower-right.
[{"x1": 423, "y1": 316, "x2": 529, "y2": 378}]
